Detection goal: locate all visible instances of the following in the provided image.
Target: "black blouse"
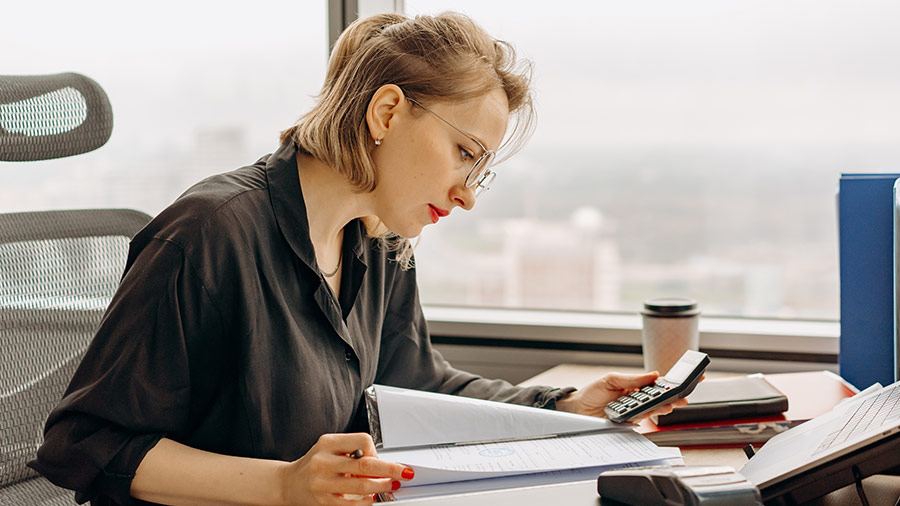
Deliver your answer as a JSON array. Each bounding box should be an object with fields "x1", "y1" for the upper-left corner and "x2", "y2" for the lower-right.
[{"x1": 28, "y1": 142, "x2": 573, "y2": 505}]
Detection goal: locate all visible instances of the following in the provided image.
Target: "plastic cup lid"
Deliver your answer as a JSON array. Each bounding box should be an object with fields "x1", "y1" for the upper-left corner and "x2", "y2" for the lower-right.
[{"x1": 642, "y1": 297, "x2": 699, "y2": 316}]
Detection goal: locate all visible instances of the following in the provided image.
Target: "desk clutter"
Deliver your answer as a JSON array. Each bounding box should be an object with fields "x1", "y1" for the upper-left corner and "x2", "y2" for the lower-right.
[{"x1": 638, "y1": 371, "x2": 856, "y2": 448}]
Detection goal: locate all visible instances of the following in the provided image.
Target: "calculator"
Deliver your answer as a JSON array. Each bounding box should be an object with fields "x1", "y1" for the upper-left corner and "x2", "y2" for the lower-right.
[{"x1": 604, "y1": 349, "x2": 710, "y2": 423}]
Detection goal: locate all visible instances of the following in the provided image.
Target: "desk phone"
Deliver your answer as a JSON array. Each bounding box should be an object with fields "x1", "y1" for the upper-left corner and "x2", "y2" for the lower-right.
[
  {"x1": 604, "y1": 349, "x2": 709, "y2": 423},
  {"x1": 597, "y1": 465, "x2": 762, "y2": 506}
]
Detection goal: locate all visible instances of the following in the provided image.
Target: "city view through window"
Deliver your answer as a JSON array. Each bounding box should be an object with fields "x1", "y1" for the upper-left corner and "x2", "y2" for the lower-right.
[
  {"x1": 408, "y1": 0, "x2": 900, "y2": 319},
  {"x1": 3, "y1": 1, "x2": 899, "y2": 320}
]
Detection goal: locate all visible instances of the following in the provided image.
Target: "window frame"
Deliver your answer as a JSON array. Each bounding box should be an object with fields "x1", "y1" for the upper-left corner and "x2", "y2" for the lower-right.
[{"x1": 424, "y1": 305, "x2": 838, "y2": 371}]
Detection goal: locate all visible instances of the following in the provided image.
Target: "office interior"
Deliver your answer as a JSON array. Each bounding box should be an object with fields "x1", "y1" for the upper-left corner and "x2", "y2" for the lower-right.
[{"x1": 3, "y1": 0, "x2": 900, "y2": 504}]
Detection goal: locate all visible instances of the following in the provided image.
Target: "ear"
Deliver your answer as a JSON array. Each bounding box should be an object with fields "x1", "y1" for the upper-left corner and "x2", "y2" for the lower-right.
[{"x1": 366, "y1": 84, "x2": 405, "y2": 143}]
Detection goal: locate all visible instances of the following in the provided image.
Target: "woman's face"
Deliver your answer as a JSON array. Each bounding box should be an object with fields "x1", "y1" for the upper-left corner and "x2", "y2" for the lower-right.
[{"x1": 369, "y1": 88, "x2": 509, "y2": 239}]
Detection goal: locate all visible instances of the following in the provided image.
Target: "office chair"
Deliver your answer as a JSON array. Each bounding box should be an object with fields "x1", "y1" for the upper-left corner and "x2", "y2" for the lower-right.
[
  {"x1": 0, "y1": 72, "x2": 113, "y2": 161},
  {"x1": 0, "y1": 73, "x2": 151, "y2": 504}
]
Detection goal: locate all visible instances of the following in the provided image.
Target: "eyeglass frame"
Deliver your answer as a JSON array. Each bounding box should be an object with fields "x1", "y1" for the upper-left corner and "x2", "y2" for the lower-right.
[{"x1": 405, "y1": 97, "x2": 497, "y2": 196}]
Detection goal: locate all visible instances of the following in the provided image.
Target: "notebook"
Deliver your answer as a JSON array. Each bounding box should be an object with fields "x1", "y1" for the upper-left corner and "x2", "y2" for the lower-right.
[
  {"x1": 740, "y1": 380, "x2": 900, "y2": 504},
  {"x1": 653, "y1": 374, "x2": 788, "y2": 426}
]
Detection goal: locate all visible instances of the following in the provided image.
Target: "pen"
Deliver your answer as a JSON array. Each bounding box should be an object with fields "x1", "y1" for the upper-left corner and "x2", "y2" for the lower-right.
[
  {"x1": 345, "y1": 449, "x2": 375, "y2": 502},
  {"x1": 348, "y1": 449, "x2": 393, "y2": 502}
]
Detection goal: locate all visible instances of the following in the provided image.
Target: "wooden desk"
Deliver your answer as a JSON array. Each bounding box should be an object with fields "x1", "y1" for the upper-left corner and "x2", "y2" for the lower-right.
[
  {"x1": 393, "y1": 364, "x2": 899, "y2": 505},
  {"x1": 516, "y1": 363, "x2": 899, "y2": 506}
]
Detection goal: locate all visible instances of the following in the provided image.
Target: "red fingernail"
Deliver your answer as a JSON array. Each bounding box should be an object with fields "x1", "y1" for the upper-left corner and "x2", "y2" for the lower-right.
[
  {"x1": 401, "y1": 468, "x2": 415, "y2": 480},
  {"x1": 392, "y1": 480, "x2": 401, "y2": 490}
]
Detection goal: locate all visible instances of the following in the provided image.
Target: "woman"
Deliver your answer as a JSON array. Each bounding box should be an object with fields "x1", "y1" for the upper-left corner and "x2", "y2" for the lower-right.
[{"x1": 30, "y1": 12, "x2": 685, "y2": 505}]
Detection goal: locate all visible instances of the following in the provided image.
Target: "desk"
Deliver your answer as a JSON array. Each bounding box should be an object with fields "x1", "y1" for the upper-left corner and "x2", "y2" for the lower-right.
[{"x1": 393, "y1": 364, "x2": 900, "y2": 505}]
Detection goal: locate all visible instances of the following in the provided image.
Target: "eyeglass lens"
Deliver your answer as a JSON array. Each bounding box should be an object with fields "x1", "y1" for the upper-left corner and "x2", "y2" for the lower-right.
[{"x1": 466, "y1": 151, "x2": 496, "y2": 188}]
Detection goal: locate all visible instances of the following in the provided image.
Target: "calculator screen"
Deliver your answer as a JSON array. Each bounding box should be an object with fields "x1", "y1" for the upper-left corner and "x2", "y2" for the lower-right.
[{"x1": 664, "y1": 359, "x2": 695, "y2": 384}]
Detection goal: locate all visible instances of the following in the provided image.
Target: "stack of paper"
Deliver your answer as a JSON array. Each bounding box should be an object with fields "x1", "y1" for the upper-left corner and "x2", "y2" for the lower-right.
[{"x1": 366, "y1": 385, "x2": 680, "y2": 501}]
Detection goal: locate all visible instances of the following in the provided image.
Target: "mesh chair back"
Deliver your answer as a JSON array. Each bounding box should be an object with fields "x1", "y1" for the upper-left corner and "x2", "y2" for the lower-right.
[
  {"x1": 0, "y1": 209, "x2": 149, "y2": 491},
  {"x1": 0, "y1": 73, "x2": 113, "y2": 161}
]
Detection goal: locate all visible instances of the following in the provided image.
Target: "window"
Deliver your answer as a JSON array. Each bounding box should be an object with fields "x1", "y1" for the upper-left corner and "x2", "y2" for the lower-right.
[
  {"x1": 7, "y1": 1, "x2": 899, "y2": 325},
  {"x1": 405, "y1": 0, "x2": 900, "y2": 320},
  {"x1": 1, "y1": 0, "x2": 327, "y2": 218}
]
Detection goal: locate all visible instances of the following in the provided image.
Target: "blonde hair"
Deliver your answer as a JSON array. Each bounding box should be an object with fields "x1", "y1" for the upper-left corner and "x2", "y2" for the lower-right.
[{"x1": 280, "y1": 11, "x2": 535, "y2": 267}]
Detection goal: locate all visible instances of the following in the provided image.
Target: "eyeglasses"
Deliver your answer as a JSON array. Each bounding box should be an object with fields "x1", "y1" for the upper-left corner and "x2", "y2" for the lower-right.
[{"x1": 406, "y1": 97, "x2": 496, "y2": 197}]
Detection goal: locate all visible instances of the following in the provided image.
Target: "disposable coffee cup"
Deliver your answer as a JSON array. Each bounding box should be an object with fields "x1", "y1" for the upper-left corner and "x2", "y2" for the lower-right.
[{"x1": 641, "y1": 297, "x2": 700, "y2": 374}]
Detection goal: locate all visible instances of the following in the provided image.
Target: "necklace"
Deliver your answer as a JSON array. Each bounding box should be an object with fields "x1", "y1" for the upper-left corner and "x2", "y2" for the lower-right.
[{"x1": 321, "y1": 254, "x2": 342, "y2": 278}]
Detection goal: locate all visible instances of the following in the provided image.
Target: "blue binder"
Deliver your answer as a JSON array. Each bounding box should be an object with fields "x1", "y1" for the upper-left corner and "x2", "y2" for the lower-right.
[
  {"x1": 894, "y1": 181, "x2": 900, "y2": 384},
  {"x1": 838, "y1": 173, "x2": 900, "y2": 389}
]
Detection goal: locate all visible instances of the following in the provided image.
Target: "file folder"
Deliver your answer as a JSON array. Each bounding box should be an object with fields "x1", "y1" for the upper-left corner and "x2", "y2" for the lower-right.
[{"x1": 838, "y1": 173, "x2": 900, "y2": 389}]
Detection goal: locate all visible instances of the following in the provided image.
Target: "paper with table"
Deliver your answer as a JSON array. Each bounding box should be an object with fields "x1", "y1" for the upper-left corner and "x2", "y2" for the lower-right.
[{"x1": 365, "y1": 385, "x2": 680, "y2": 500}]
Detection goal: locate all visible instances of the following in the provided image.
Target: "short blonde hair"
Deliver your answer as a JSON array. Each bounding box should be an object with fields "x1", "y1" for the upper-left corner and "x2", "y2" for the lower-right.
[{"x1": 280, "y1": 11, "x2": 535, "y2": 267}]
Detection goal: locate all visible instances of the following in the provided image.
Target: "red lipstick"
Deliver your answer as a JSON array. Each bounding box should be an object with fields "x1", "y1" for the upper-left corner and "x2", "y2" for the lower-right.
[{"x1": 428, "y1": 205, "x2": 449, "y2": 224}]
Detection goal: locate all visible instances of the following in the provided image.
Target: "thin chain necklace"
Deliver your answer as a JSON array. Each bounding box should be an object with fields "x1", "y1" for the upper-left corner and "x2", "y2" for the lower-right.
[{"x1": 322, "y1": 254, "x2": 342, "y2": 278}]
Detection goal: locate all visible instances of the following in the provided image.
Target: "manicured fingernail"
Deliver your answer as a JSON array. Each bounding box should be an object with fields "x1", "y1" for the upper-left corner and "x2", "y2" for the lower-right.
[
  {"x1": 401, "y1": 468, "x2": 415, "y2": 480},
  {"x1": 392, "y1": 480, "x2": 401, "y2": 490}
]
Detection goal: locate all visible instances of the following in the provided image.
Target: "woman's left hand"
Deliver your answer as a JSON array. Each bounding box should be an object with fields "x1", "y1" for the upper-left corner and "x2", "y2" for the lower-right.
[{"x1": 554, "y1": 371, "x2": 689, "y2": 421}]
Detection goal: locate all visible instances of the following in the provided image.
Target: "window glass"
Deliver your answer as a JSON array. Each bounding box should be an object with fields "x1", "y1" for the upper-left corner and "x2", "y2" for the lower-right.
[
  {"x1": 405, "y1": 0, "x2": 900, "y2": 319},
  {"x1": 1, "y1": 0, "x2": 326, "y2": 217}
]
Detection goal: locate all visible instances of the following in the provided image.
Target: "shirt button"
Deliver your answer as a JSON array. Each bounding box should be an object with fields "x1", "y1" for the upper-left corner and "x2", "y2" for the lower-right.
[{"x1": 345, "y1": 349, "x2": 353, "y2": 361}]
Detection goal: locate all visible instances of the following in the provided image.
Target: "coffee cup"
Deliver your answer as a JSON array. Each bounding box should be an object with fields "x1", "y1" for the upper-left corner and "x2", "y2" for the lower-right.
[{"x1": 641, "y1": 297, "x2": 700, "y2": 374}]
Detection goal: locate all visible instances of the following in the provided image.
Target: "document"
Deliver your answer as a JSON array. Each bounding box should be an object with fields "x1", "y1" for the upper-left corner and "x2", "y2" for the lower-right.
[
  {"x1": 372, "y1": 384, "x2": 620, "y2": 449},
  {"x1": 365, "y1": 385, "x2": 678, "y2": 500},
  {"x1": 387, "y1": 448, "x2": 682, "y2": 501},
  {"x1": 380, "y1": 430, "x2": 672, "y2": 486}
]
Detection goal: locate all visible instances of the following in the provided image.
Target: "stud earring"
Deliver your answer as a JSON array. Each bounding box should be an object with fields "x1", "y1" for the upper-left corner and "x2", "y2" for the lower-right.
[{"x1": 374, "y1": 139, "x2": 382, "y2": 146}]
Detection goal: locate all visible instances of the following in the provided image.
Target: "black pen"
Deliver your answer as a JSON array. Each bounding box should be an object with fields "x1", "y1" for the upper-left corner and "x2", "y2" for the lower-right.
[
  {"x1": 349, "y1": 449, "x2": 393, "y2": 502},
  {"x1": 344, "y1": 449, "x2": 369, "y2": 501}
]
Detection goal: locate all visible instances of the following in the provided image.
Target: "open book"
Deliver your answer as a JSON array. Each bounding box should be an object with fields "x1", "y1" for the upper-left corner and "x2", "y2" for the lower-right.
[{"x1": 365, "y1": 385, "x2": 680, "y2": 501}]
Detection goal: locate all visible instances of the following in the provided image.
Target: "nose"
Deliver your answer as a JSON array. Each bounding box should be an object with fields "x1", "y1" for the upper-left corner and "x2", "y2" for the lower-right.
[{"x1": 450, "y1": 181, "x2": 476, "y2": 211}]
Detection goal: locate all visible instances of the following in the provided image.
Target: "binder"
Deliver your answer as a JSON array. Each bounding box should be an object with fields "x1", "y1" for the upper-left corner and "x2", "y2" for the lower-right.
[
  {"x1": 894, "y1": 180, "x2": 900, "y2": 383},
  {"x1": 838, "y1": 173, "x2": 900, "y2": 389}
]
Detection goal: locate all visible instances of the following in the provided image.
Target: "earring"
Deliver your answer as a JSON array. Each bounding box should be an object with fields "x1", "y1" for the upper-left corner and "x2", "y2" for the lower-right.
[{"x1": 374, "y1": 139, "x2": 382, "y2": 147}]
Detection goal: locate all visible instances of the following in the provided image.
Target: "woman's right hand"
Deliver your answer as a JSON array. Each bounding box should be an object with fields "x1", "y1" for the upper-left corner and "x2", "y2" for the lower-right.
[{"x1": 281, "y1": 432, "x2": 415, "y2": 505}]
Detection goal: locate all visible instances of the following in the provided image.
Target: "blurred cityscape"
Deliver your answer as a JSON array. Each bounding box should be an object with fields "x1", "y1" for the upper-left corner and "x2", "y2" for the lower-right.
[
  {"x1": 4, "y1": 0, "x2": 900, "y2": 320},
  {"x1": 4, "y1": 125, "x2": 880, "y2": 319},
  {"x1": 414, "y1": 144, "x2": 857, "y2": 320}
]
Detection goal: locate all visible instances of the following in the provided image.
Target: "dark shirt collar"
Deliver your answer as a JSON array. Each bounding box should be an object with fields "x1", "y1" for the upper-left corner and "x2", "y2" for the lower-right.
[
  {"x1": 265, "y1": 142, "x2": 367, "y2": 273},
  {"x1": 266, "y1": 142, "x2": 368, "y2": 319}
]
